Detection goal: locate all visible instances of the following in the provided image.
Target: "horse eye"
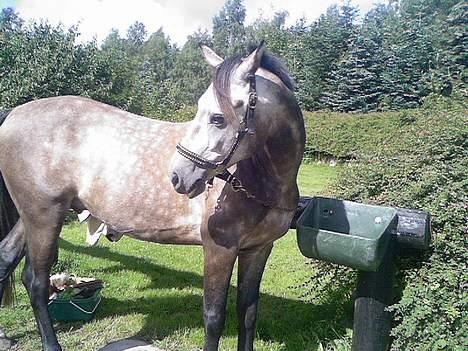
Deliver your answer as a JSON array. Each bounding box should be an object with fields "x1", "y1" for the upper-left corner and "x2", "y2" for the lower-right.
[{"x1": 209, "y1": 114, "x2": 225, "y2": 126}]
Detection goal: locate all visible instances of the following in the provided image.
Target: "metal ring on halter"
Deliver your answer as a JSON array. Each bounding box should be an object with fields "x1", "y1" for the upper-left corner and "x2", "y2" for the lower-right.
[{"x1": 230, "y1": 178, "x2": 243, "y2": 192}]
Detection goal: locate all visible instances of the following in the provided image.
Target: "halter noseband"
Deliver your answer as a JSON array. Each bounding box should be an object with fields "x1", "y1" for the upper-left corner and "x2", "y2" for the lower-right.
[{"x1": 176, "y1": 73, "x2": 257, "y2": 174}]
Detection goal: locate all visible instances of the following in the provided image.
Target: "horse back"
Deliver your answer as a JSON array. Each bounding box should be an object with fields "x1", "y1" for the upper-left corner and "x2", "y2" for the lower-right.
[{"x1": 0, "y1": 97, "x2": 198, "y2": 236}]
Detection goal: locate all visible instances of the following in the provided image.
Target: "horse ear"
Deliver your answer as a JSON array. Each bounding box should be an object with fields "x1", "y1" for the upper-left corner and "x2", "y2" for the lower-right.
[
  {"x1": 236, "y1": 41, "x2": 266, "y2": 81},
  {"x1": 200, "y1": 45, "x2": 223, "y2": 68}
]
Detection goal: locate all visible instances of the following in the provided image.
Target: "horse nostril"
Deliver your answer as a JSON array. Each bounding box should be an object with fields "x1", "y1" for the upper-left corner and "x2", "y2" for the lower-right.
[{"x1": 171, "y1": 172, "x2": 179, "y2": 187}]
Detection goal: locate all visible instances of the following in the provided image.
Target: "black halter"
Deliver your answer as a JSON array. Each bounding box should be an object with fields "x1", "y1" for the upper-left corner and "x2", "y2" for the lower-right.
[
  {"x1": 176, "y1": 73, "x2": 296, "y2": 212},
  {"x1": 176, "y1": 73, "x2": 257, "y2": 176}
]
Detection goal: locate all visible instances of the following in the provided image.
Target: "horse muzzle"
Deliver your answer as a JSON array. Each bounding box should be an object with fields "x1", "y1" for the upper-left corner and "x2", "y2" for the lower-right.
[{"x1": 170, "y1": 167, "x2": 207, "y2": 199}]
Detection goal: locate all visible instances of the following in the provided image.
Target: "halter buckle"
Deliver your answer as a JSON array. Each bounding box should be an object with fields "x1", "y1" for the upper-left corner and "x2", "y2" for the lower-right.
[{"x1": 248, "y1": 92, "x2": 258, "y2": 109}]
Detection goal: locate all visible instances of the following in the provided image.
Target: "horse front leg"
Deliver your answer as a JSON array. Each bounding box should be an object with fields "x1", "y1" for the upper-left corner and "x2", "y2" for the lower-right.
[
  {"x1": 236, "y1": 243, "x2": 273, "y2": 351},
  {"x1": 22, "y1": 219, "x2": 63, "y2": 351},
  {"x1": 202, "y1": 242, "x2": 238, "y2": 351}
]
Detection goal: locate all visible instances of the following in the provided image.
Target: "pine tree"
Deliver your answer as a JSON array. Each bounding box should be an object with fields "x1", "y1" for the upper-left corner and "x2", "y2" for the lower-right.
[
  {"x1": 212, "y1": 0, "x2": 247, "y2": 57},
  {"x1": 445, "y1": 1, "x2": 467, "y2": 83},
  {"x1": 0, "y1": 7, "x2": 23, "y2": 33},
  {"x1": 280, "y1": 3, "x2": 359, "y2": 110},
  {"x1": 126, "y1": 21, "x2": 147, "y2": 53},
  {"x1": 321, "y1": 6, "x2": 386, "y2": 112},
  {"x1": 381, "y1": 0, "x2": 436, "y2": 109}
]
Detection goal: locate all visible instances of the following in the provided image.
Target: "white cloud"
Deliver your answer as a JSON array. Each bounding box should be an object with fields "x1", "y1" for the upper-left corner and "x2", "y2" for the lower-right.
[{"x1": 13, "y1": 0, "x2": 382, "y2": 46}]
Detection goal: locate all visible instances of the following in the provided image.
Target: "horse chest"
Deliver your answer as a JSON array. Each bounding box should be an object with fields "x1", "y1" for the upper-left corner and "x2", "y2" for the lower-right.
[{"x1": 240, "y1": 209, "x2": 293, "y2": 249}]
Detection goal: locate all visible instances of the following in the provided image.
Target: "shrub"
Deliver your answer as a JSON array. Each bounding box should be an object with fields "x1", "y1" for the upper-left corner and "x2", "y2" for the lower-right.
[{"x1": 310, "y1": 98, "x2": 467, "y2": 349}]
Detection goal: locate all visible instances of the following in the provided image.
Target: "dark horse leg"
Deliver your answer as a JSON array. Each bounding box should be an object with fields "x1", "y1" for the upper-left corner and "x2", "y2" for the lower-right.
[
  {"x1": 202, "y1": 243, "x2": 238, "y2": 351},
  {"x1": 21, "y1": 212, "x2": 64, "y2": 351},
  {"x1": 0, "y1": 220, "x2": 26, "y2": 302},
  {"x1": 0, "y1": 161, "x2": 25, "y2": 350},
  {"x1": 236, "y1": 244, "x2": 273, "y2": 351},
  {"x1": 0, "y1": 221, "x2": 25, "y2": 350}
]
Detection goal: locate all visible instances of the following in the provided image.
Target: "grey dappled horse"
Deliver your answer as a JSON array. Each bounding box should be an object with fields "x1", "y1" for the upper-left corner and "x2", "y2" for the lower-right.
[{"x1": 0, "y1": 43, "x2": 305, "y2": 351}]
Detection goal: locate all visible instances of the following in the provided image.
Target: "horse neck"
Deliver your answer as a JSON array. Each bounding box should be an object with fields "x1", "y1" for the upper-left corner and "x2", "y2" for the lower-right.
[{"x1": 238, "y1": 106, "x2": 305, "y2": 207}]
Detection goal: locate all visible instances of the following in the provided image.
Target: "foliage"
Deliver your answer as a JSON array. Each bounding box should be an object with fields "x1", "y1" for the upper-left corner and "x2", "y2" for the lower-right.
[
  {"x1": 212, "y1": 0, "x2": 247, "y2": 57},
  {"x1": 0, "y1": 14, "x2": 112, "y2": 109},
  {"x1": 305, "y1": 99, "x2": 467, "y2": 350},
  {"x1": 1, "y1": 1, "x2": 466, "y2": 114},
  {"x1": 302, "y1": 110, "x2": 401, "y2": 161}
]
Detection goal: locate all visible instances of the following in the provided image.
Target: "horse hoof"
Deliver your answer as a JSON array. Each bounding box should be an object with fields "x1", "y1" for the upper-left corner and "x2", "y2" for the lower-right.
[{"x1": 0, "y1": 337, "x2": 16, "y2": 351}]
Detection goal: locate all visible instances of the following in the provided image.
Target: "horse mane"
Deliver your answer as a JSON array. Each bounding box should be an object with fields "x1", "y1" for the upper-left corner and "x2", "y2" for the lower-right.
[
  {"x1": 258, "y1": 52, "x2": 295, "y2": 91},
  {"x1": 213, "y1": 50, "x2": 295, "y2": 124}
]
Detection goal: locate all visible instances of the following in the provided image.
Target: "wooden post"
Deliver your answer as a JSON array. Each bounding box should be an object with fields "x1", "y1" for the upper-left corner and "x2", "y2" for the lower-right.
[{"x1": 352, "y1": 241, "x2": 395, "y2": 351}]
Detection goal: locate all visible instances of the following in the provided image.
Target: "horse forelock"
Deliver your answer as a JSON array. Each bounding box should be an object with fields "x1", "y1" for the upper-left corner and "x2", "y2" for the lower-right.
[{"x1": 213, "y1": 56, "x2": 242, "y2": 126}]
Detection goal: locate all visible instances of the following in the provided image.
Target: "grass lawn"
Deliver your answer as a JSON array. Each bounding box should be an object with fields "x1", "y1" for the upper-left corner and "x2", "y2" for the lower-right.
[{"x1": 1, "y1": 164, "x2": 352, "y2": 351}]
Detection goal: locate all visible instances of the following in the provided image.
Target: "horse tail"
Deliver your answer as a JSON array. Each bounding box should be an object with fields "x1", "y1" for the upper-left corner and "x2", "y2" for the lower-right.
[{"x1": 0, "y1": 109, "x2": 19, "y2": 306}]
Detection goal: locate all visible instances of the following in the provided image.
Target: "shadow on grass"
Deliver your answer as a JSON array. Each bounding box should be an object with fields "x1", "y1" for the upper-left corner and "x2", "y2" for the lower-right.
[{"x1": 58, "y1": 238, "x2": 353, "y2": 351}]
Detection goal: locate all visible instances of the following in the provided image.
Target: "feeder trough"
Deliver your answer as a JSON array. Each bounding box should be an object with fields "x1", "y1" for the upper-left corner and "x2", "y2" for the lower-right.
[
  {"x1": 292, "y1": 196, "x2": 431, "y2": 351},
  {"x1": 296, "y1": 196, "x2": 398, "y2": 271}
]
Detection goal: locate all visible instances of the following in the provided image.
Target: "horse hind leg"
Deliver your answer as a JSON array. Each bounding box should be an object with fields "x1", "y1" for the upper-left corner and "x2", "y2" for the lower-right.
[
  {"x1": 236, "y1": 244, "x2": 273, "y2": 351},
  {"x1": 0, "y1": 220, "x2": 26, "y2": 304},
  {"x1": 0, "y1": 219, "x2": 26, "y2": 350},
  {"x1": 21, "y1": 211, "x2": 65, "y2": 351}
]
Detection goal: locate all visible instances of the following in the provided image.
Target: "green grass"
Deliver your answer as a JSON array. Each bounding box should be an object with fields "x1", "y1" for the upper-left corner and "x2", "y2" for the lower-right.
[
  {"x1": 1, "y1": 164, "x2": 350, "y2": 351},
  {"x1": 297, "y1": 164, "x2": 339, "y2": 196}
]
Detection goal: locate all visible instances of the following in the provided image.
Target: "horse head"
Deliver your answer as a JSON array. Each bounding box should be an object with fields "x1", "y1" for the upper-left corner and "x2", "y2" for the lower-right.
[{"x1": 170, "y1": 43, "x2": 270, "y2": 198}]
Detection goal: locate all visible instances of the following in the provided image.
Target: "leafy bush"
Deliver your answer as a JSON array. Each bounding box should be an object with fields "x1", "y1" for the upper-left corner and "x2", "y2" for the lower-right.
[
  {"x1": 307, "y1": 98, "x2": 467, "y2": 349},
  {"x1": 0, "y1": 20, "x2": 112, "y2": 109}
]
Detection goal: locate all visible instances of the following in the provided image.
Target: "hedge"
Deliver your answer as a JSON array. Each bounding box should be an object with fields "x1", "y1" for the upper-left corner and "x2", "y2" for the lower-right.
[
  {"x1": 303, "y1": 110, "x2": 404, "y2": 162},
  {"x1": 304, "y1": 97, "x2": 467, "y2": 350}
]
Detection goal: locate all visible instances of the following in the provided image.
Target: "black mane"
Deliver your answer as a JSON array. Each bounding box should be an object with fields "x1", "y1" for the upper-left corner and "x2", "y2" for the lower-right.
[{"x1": 259, "y1": 52, "x2": 295, "y2": 91}]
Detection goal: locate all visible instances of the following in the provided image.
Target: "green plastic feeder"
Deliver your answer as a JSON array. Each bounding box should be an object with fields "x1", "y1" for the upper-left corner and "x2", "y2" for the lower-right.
[{"x1": 296, "y1": 197, "x2": 398, "y2": 271}]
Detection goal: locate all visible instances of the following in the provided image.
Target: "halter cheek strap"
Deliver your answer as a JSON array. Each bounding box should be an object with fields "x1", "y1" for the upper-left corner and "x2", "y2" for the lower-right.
[{"x1": 246, "y1": 74, "x2": 257, "y2": 134}]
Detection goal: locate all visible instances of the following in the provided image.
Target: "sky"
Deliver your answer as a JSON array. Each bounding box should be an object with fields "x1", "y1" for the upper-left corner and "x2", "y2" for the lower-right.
[{"x1": 1, "y1": 0, "x2": 382, "y2": 46}]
